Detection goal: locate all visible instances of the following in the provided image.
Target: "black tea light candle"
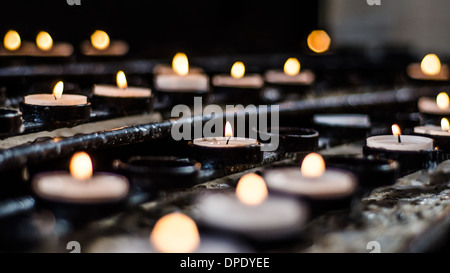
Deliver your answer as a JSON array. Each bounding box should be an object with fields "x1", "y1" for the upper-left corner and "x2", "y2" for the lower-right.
[
  {"x1": 323, "y1": 155, "x2": 399, "y2": 195},
  {"x1": 113, "y1": 156, "x2": 201, "y2": 194},
  {"x1": 257, "y1": 127, "x2": 319, "y2": 159},
  {"x1": 313, "y1": 113, "x2": 371, "y2": 146},
  {"x1": 20, "y1": 81, "x2": 90, "y2": 126},
  {"x1": 0, "y1": 109, "x2": 24, "y2": 138},
  {"x1": 92, "y1": 71, "x2": 154, "y2": 116}
]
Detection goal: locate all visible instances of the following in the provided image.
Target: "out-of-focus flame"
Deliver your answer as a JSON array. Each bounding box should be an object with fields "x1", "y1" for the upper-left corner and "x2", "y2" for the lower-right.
[
  {"x1": 116, "y1": 70, "x2": 128, "y2": 89},
  {"x1": 391, "y1": 124, "x2": 401, "y2": 136},
  {"x1": 231, "y1": 61, "x2": 245, "y2": 79},
  {"x1": 436, "y1": 92, "x2": 450, "y2": 109},
  {"x1": 150, "y1": 212, "x2": 200, "y2": 253},
  {"x1": 91, "y1": 30, "x2": 110, "y2": 50},
  {"x1": 421, "y1": 54, "x2": 441, "y2": 76},
  {"x1": 225, "y1": 121, "x2": 233, "y2": 137},
  {"x1": 4, "y1": 30, "x2": 21, "y2": 51},
  {"x1": 36, "y1": 31, "x2": 53, "y2": 51},
  {"x1": 70, "y1": 152, "x2": 93, "y2": 180},
  {"x1": 283, "y1": 58, "x2": 301, "y2": 76},
  {"x1": 53, "y1": 81, "x2": 64, "y2": 100},
  {"x1": 236, "y1": 173, "x2": 268, "y2": 206},
  {"x1": 172, "y1": 53, "x2": 189, "y2": 76},
  {"x1": 307, "y1": 30, "x2": 331, "y2": 53},
  {"x1": 441, "y1": 118, "x2": 450, "y2": 131},
  {"x1": 301, "y1": 153, "x2": 325, "y2": 178}
]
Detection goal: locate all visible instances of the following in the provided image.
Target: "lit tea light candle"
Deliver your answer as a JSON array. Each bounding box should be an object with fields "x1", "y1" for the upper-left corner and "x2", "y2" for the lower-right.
[
  {"x1": 366, "y1": 124, "x2": 433, "y2": 151},
  {"x1": 363, "y1": 124, "x2": 441, "y2": 176},
  {"x1": 194, "y1": 173, "x2": 309, "y2": 241},
  {"x1": 92, "y1": 70, "x2": 153, "y2": 115},
  {"x1": 406, "y1": 53, "x2": 450, "y2": 81},
  {"x1": 263, "y1": 153, "x2": 358, "y2": 216},
  {"x1": 414, "y1": 118, "x2": 450, "y2": 153},
  {"x1": 153, "y1": 53, "x2": 210, "y2": 106},
  {"x1": 212, "y1": 61, "x2": 264, "y2": 104},
  {"x1": 189, "y1": 121, "x2": 262, "y2": 167},
  {"x1": 154, "y1": 53, "x2": 210, "y2": 91},
  {"x1": 418, "y1": 92, "x2": 450, "y2": 116},
  {"x1": 86, "y1": 212, "x2": 251, "y2": 253},
  {"x1": 263, "y1": 57, "x2": 315, "y2": 99},
  {"x1": 32, "y1": 152, "x2": 129, "y2": 204},
  {"x1": 4, "y1": 30, "x2": 21, "y2": 51},
  {"x1": 307, "y1": 30, "x2": 331, "y2": 54},
  {"x1": 0, "y1": 30, "x2": 35, "y2": 56},
  {"x1": 80, "y1": 30, "x2": 129, "y2": 56},
  {"x1": 21, "y1": 81, "x2": 91, "y2": 125},
  {"x1": 33, "y1": 31, "x2": 74, "y2": 57}
]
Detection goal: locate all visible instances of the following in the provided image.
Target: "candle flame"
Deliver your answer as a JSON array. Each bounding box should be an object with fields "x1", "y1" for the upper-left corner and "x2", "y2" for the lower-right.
[
  {"x1": 301, "y1": 153, "x2": 325, "y2": 178},
  {"x1": 442, "y1": 118, "x2": 450, "y2": 131},
  {"x1": 69, "y1": 152, "x2": 93, "y2": 180},
  {"x1": 225, "y1": 121, "x2": 233, "y2": 137},
  {"x1": 36, "y1": 31, "x2": 53, "y2": 51},
  {"x1": 91, "y1": 30, "x2": 110, "y2": 50},
  {"x1": 307, "y1": 30, "x2": 331, "y2": 53},
  {"x1": 236, "y1": 173, "x2": 268, "y2": 206},
  {"x1": 116, "y1": 70, "x2": 128, "y2": 89},
  {"x1": 284, "y1": 58, "x2": 301, "y2": 76},
  {"x1": 436, "y1": 92, "x2": 450, "y2": 109},
  {"x1": 53, "y1": 81, "x2": 64, "y2": 100},
  {"x1": 391, "y1": 124, "x2": 401, "y2": 136},
  {"x1": 172, "y1": 53, "x2": 189, "y2": 76},
  {"x1": 421, "y1": 54, "x2": 441, "y2": 76},
  {"x1": 231, "y1": 61, "x2": 245, "y2": 79},
  {"x1": 150, "y1": 212, "x2": 200, "y2": 253},
  {"x1": 4, "y1": 30, "x2": 21, "y2": 51}
]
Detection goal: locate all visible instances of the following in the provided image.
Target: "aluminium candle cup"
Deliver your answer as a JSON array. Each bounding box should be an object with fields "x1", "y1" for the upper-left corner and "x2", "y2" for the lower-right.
[
  {"x1": 31, "y1": 171, "x2": 130, "y2": 228},
  {"x1": 90, "y1": 91, "x2": 155, "y2": 116},
  {"x1": 256, "y1": 127, "x2": 319, "y2": 159},
  {"x1": 187, "y1": 137, "x2": 263, "y2": 169},
  {"x1": 20, "y1": 101, "x2": 90, "y2": 127},
  {"x1": 323, "y1": 155, "x2": 399, "y2": 196},
  {"x1": 0, "y1": 109, "x2": 24, "y2": 138},
  {"x1": 193, "y1": 191, "x2": 310, "y2": 244},
  {"x1": 112, "y1": 156, "x2": 201, "y2": 194},
  {"x1": 262, "y1": 164, "x2": 358, "y2": 218},
  {"x1": 363, "y1": 136, "x2": 444, "y2": 177}
]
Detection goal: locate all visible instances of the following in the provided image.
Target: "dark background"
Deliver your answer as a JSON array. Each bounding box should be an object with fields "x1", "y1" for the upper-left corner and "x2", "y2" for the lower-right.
[{"x1": 0, "y1": 0, "x2": 319, "y2": 59}]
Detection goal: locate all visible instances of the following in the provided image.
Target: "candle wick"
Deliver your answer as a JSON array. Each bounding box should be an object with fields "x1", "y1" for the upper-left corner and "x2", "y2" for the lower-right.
[
  {"x1": 54, "y1": 94, "x2": 57, "y2": 100},
  {"x1": 226, "y1": 136, "x2": 231, "y2": 145},
  {"x1": 398, "y1": 135, "x2": 402, "y2": 144}
]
